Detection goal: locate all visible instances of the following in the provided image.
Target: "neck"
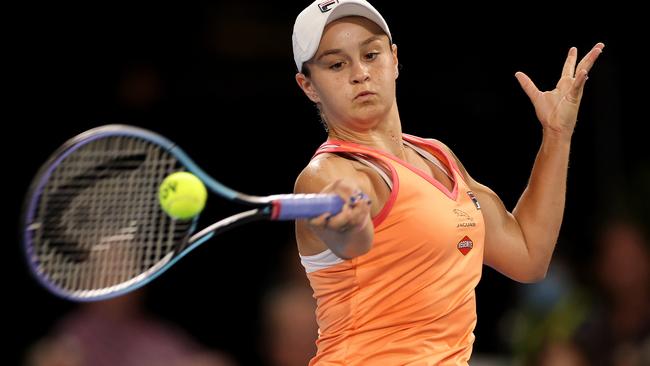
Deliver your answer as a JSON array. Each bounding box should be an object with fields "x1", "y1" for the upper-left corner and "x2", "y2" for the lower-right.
[{"x1": 327, "y1": 102, "x2": 406, "y2": 159}]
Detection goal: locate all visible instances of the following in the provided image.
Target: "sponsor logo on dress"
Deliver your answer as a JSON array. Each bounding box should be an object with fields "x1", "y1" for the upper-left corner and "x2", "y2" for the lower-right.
[
  {"x1": 453, "y1": 209, "x2": 476, "y2": 228},
  {"x1": 457, "y1": 236, "x2": 474, "y2": 256}
]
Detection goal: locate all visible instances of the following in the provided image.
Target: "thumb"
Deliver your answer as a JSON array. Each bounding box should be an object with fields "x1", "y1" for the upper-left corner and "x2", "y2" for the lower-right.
[{"x1": 515, "y1": 71, "x2": 540, "y2": 103}]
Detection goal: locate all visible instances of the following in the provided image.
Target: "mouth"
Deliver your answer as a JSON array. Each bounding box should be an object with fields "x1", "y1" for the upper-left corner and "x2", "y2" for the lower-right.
[{"x1": 354, "y1": 91, "x2": 376, "y2": 100}]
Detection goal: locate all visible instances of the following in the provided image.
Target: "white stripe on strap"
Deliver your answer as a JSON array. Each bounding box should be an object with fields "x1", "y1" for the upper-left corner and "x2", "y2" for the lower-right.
[{"x1": 403, "y1": 140, "x2": 453, "y2": 180}]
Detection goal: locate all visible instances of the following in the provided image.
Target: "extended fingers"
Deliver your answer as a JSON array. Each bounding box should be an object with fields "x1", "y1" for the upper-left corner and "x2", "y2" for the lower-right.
[
  {"x1": 568, "y1": 43, "x2": 604, "y2": 102},
  {"x1": 562, "y1": 43, "x2": 604, "y2": 79},
  {"x1": 576, "y1": 42, "x2": 605, "y2": 77},
  {"x1": 561, "y1": 47, "x2": 578, "y2": 78},
  {"x1": 568, "y1": 69, "x2": 589, "y2": 102}
]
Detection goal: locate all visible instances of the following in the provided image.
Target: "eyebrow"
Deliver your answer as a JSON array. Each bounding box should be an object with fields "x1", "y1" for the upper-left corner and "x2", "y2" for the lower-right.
[{"x1": 315, "y1": 35, "x2": 385, "y2": 62}]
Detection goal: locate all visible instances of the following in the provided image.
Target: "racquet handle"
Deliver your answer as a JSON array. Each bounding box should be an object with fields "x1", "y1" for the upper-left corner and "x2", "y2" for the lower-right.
[{"x1": 271, "y1": 194, "x2": 346, "y2": 220}]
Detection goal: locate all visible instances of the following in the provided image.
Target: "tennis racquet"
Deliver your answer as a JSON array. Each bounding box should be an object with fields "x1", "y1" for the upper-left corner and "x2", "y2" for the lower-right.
[{"x1": 22, "y1": 124, "x2": 344, "y2": 301}]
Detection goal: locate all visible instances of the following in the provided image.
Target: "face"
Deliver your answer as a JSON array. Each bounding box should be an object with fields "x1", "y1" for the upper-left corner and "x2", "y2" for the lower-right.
[{"x1": 296, "y1": 16, "x2": 398, "y2": 130}]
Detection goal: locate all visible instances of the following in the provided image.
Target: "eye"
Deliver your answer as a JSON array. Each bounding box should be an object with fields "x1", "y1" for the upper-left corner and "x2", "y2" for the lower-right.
[
  {"x1": 329, "y1": 62, "x2": 344, "y2": 70},
  {"x1": 365, "y1": 52, "x2": 379, "y2": 61}
]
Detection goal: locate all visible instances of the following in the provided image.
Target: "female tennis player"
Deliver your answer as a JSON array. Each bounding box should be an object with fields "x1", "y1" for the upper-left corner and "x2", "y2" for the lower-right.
[{"x1": 292, "y1": 0, "x2": 604, "y2": 364}]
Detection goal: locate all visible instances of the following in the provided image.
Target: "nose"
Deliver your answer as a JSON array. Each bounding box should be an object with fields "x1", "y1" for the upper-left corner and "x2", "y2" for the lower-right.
[{"x1": 350, "y1": 61, "x2": 370, "y2": 84}]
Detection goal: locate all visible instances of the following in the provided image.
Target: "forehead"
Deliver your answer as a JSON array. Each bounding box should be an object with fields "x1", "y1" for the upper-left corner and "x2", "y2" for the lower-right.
[{"x1": 317, "y1": 16, "x2": 388, "y2": 51}]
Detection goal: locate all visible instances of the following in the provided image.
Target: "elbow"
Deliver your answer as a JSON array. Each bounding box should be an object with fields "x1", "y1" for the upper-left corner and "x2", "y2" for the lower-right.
[
  {"x1": 516, "y1": 263, "x2": 550, "y2": 284},
  {"x1": 518, "y1": 271, "x2": 548, "y2": 284}
]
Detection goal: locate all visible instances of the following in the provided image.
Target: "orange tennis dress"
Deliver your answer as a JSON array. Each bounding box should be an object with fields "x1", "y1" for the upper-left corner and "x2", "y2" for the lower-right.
[{"x1": 301, "y1": 135, "x2": 485, "y2": 365}]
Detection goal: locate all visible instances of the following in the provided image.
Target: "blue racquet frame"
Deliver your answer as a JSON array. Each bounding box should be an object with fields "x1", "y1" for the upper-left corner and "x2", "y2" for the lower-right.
[{"x1": 22, "y1": 124, "x2": 345, "y2": 301}]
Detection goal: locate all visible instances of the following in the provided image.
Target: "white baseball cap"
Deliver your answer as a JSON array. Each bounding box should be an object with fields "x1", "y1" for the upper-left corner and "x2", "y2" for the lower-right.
[{"x1": 292, "y1": 0, "x2": 392, "y2": 72}]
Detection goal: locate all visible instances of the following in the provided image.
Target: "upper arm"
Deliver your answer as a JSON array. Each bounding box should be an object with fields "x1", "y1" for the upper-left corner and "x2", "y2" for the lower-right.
[
  {"x1": 435, "y1": 141, "x2": 539, "y2": 282},
  {"x1": 293, "y1": 154, "x2": 378, "y2": 204},
  {"x1": 293, "y1": 155, "x2": 376, "y2": 256}
]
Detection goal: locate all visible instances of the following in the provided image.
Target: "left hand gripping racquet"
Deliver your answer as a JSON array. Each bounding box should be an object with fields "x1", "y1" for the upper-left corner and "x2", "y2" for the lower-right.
[{"x1": 22, "y1": 124, "x2": 345, "y2": 301}]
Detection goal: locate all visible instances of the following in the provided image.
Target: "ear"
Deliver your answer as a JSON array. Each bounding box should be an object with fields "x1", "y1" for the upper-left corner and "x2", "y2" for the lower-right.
[
  {"x1": 295, "y1": 72, "x2": 321, "y2": 103},
  {"x1": 391, "y1": 44, "x2": 399, "y2": 79}
]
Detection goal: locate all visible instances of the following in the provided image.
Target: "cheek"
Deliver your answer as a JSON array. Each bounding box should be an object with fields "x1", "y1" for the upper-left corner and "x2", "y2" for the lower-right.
[
  {"x1": 318, "y1": 77, "x2": 350, "y2": 102},
  {"x1": 375, "y1": 70, "x2": 396, "y2": 95}
]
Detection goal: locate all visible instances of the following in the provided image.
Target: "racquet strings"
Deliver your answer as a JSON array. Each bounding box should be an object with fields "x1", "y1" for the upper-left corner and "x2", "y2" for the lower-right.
[{"x1": 27, "y1": 135, "x2": 193, "y2": 298}]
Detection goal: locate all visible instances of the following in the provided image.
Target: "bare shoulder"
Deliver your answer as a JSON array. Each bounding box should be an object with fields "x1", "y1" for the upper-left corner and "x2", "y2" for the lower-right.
[
  {"x1": 294, "y1": 153, "x2": 359, "y2": 194},
  {"x1": 294, "y1": 153, "x2": 371, "y2": 256},
  {"x1": 425, "y1": 138, "x2": 453, "y2": 158}
]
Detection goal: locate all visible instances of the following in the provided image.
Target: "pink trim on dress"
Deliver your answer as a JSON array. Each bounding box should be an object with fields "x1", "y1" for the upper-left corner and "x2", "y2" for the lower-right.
[{"x1": 323, "y1": 138, "x2": 459, "y2": 201}]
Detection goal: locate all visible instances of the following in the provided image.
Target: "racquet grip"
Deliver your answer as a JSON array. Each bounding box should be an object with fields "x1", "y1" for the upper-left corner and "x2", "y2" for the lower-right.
[{"x1": 272, "y1": 194, "x2": 345, "y2": 220}]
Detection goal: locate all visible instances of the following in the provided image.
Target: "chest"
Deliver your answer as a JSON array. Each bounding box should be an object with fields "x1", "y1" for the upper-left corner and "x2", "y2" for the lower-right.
[
  {"x1": 377, "y1": 162, "x2": 485, "y2": 260},
  {"x1": 403, "y1": 148, "x2": 454, "y2": 192}
]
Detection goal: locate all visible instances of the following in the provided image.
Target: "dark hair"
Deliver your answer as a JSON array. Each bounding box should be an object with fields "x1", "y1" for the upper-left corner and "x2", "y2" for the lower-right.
[{"x1": 300, "y1": 64, "x2": 312, "y2": 78}]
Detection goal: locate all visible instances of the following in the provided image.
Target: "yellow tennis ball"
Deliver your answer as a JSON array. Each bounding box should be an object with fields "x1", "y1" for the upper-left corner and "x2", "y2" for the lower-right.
[{"x1": 158, "y1": 172, "x2": 207, "y2": 220}]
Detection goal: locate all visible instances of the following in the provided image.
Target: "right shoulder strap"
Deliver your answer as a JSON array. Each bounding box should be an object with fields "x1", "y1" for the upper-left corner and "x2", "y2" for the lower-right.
[{"x1": 312, "y1": 142, "x2": 394, "y2": 190}]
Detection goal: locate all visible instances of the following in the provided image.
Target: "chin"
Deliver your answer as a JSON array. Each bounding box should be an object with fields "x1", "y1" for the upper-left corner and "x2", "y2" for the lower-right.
[{"x1": 354, "y1": 103, "x2": 388, "y2": 118}]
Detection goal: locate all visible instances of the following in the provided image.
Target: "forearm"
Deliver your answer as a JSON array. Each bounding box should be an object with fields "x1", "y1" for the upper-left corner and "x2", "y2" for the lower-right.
[
  {"x1": 319, "y1": 216, "x2": 374, "y2": 259},
  {"x1": 512, "y1": 132, "x2": 571, "y2": 272}
]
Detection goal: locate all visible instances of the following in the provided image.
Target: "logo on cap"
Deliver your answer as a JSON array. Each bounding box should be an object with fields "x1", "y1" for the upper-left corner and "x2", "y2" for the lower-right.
[
  {"x1": 457, "y1": 236, "x2": 474, "y2": 256},
  {"x1": 318, "y1": 0, "x2": 339, "y2": 13}
]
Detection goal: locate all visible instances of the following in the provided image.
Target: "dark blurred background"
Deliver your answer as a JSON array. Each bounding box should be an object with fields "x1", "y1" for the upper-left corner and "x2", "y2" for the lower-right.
[{"x1": 8, "y1": 1, "x2": 649, "y2": 365}]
